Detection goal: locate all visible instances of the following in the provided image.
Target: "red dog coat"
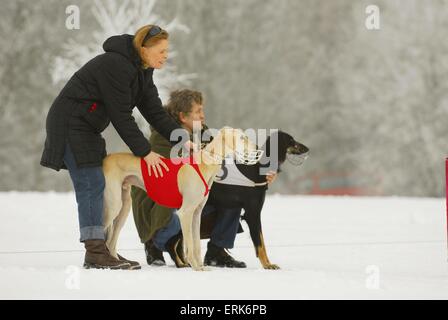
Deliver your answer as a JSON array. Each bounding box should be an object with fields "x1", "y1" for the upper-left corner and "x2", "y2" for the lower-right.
[{"x1": 140, "y1": 157, "x2": 209, "y2": 209}]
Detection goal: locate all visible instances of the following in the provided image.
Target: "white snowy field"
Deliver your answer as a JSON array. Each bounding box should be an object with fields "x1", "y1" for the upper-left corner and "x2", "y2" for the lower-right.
[{"x1": 0, "y1": 192, "x2": 447, "y2": 300}]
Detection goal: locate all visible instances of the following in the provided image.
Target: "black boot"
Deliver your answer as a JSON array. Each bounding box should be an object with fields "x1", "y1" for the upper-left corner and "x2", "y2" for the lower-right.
[
  {"x1": 204, "y1": 241, "x2": 246, "y2": 268},
  {"x1": 144, "y1": 239, "x2": 165, "y2": 266},
  {"x1": 166, "y1": 232, "x2": 188, "y2": 268}
]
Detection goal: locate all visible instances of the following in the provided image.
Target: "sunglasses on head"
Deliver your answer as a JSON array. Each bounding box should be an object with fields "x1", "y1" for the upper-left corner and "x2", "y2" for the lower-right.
[{"x1": 142, "y1": 25, "x2": 162, "y2": 46}]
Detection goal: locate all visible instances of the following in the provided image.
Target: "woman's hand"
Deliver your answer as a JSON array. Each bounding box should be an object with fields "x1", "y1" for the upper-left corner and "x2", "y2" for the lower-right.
[
  {"x1": 144, "y1": 152, "x2": 169, "y2": 178},
  {"x1": 266, "y1": 171, "x2": 278, "y2": 184}
]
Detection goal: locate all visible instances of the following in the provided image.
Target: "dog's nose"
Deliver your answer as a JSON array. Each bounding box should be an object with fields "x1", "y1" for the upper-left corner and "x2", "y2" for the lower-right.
[{"x1": 297, "y1": 144, "x2": 309, "y2": 154}]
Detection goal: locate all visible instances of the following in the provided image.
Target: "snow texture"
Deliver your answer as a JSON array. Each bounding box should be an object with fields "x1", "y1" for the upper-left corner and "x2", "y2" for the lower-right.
[{"x1": 0, "y1": 192, "x2": 447, "y2": 299}]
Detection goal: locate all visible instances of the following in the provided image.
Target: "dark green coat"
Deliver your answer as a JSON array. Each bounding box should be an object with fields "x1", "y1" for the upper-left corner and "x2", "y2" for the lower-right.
[{"x1": 131, "y1": 130, "x2": 175, "y2": 243}]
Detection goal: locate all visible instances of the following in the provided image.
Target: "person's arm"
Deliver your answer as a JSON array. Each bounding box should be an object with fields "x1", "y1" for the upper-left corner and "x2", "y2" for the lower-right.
[
  {"x1": 137, "y1": 84, "x2": 189, "y2": 146},
  {"x1": 266, "y1": 171, "x2": 278, "y2": 184},
  {"x1": 148, "y1": 129, "x2": 173, "y2": 158},
  {"x1": 96, "y1": 55, "x2": 151, "y2": 157}
]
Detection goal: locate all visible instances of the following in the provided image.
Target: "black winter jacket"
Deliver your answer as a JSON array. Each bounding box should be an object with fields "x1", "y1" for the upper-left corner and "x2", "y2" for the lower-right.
[{"x1": 41, "y1": 34, "x2": 184, "y2": 171}]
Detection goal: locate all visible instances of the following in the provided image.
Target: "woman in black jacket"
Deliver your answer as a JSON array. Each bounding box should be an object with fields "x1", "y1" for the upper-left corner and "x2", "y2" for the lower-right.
[{"x1": 41, "y1": 25, "x2": 192, "y2": 270}]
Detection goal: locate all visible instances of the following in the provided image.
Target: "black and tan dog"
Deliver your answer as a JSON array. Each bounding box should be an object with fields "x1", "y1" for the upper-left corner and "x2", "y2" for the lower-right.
[{"x1": 201, "y1": 131, "x2": 309, "y2": 269}]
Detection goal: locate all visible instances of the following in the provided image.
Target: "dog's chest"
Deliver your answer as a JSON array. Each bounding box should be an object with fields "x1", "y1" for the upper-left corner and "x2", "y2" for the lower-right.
[{"x1": 215, "y1": 159, "x2": 265, "y2": 187}]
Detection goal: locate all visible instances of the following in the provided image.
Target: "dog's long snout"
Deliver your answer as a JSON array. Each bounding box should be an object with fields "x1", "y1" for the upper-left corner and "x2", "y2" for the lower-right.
[
  {"x1": 289, "y1": 142, "x2": 309, "y2": 155},
  {"x1": 298, "y1": 144, "x2": 309, "y2": 156},
  {"x1": 287, "y1": 141, "x2": 309, "y2": 166}
]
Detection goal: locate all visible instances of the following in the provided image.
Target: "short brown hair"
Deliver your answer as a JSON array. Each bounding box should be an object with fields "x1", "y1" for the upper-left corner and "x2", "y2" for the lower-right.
[{"x1": 166, "y1": 89, "x2": 204, "y2": 123}]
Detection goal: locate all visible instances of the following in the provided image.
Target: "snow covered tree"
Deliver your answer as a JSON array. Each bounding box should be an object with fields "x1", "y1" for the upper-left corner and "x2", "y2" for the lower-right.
[{"x1": 51, "y1": 0, "x2": 196, "y2": 135}]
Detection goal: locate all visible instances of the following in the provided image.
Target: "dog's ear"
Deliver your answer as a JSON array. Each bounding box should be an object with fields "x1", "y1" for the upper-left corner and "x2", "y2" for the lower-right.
[{"x1": 276, "y1": 131, "x2": 290, "y2": 164}]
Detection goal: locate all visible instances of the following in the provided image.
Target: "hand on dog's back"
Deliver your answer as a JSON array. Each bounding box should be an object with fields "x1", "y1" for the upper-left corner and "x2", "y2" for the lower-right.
[{"x1": 144, "y1": 152, "x2": 169, "y2": 178}]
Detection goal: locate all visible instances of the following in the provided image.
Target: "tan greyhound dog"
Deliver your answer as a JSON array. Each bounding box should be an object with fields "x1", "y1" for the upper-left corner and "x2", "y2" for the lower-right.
[{"x1": 102, "y1": 127, "x2": 262, "y2": 271}]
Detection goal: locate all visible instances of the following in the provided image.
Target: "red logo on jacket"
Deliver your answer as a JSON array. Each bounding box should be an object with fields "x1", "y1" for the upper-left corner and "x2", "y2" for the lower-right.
[{"x1": 88, "y1": 102, "x2": 97, "y2": 113}]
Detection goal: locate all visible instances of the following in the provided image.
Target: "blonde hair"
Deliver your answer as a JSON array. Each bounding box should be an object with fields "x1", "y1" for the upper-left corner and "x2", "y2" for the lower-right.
[{"x1": 133, "y1": 25, "x2": 169, "y2": 68}]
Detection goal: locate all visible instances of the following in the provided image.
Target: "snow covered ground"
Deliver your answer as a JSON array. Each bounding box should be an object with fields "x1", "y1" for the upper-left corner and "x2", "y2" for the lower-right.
[{"x1": 0, "y1": 192, "x2": 447, "y2": 300}]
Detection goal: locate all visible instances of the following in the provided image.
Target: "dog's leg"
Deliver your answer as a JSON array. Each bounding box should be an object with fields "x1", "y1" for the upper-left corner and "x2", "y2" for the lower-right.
[
  {"x1": 177, "y1": 166, "x2": 209, "y2": 271},
  {"x1": 178, "y1": 200, "x2": 206, "y2": 271},
  {"x1": 257, "y1": 232, "x2": 279, "y2": 270},
  {"x1": 107, "y1": 183, "x2": 132, "y2": 259},
  {"x1": 104, "y1": 224, "x2": 114, "y2": 250},
  {"x1": 243, "y1": 195, "x2": 280, "y2": 270},
  {"x1": 177, "y1": 205, "x2": 199, "y2": 270},
  {"x1": 103, "y1": 178, "x2": 123, "y2": 257},
  {"x1": 247, "y1": 220, "x2": 279, "y2": 270},
  {"x1": 191, "y1": 199, "x2": 209, "y2": 270}
]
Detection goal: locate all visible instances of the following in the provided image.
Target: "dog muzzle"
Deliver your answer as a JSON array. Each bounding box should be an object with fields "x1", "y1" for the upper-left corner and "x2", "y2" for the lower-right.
[
  {"x1": 235, "y1": 150, "x2": 264, "y2": 165},
  {"x1": 287, "y1": 151, "x2": 309, "y2": 166}
]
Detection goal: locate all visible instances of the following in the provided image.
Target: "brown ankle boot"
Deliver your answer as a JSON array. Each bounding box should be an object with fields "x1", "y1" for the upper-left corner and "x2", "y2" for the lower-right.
[
  {"x1": 83, "y1": 239, "x2": 131, "y2": 270},
  {"x1": 117, "y1": 254, "x2": 141, "y2": 270}
]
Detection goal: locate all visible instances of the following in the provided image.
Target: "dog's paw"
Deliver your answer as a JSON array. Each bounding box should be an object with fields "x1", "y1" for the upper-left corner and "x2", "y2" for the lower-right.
[
  {"x1": 263, "y1": 263, "x2": 280, "y2": 270},
  {"x1": 192, "y1": 265, "x2": 211, "y2": 271}
]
